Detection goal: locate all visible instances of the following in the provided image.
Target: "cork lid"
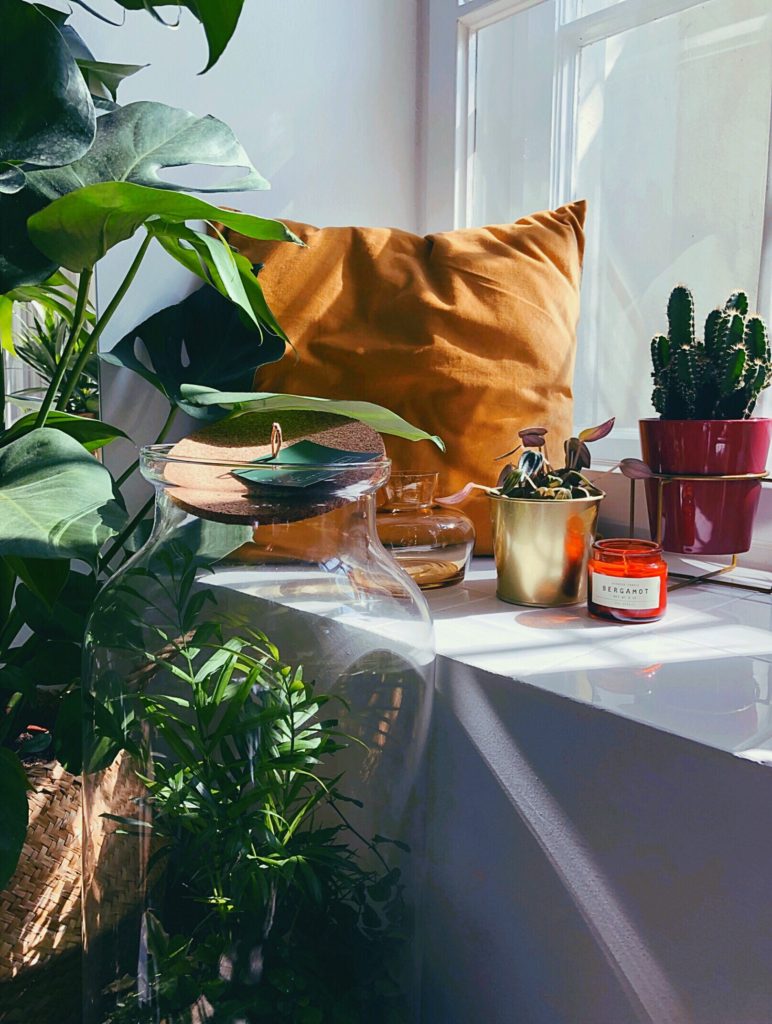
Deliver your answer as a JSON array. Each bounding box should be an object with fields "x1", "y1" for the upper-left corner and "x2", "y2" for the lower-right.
[{"x1": 160, "y1": 410, "x2": 388, "y2": 525}]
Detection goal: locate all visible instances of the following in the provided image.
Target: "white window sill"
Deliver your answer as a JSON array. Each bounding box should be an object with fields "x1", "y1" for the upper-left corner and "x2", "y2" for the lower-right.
[{"x1": 427, "y1": 558, "x2": 772, "y2": 764}]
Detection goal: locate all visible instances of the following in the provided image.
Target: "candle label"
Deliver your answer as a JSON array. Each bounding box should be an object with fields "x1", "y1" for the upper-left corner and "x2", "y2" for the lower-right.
[{"x1": 591, "y1": 574, "x2": 662, "y2": 610}]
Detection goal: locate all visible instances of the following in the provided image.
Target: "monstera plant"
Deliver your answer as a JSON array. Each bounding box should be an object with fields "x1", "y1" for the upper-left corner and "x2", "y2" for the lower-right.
[
  {"x1": 0, "y1": 1, "x2": 444, "y2": 900},
  {"x1": 0, "y1": 0, "x2": 277, "y2": 889}
]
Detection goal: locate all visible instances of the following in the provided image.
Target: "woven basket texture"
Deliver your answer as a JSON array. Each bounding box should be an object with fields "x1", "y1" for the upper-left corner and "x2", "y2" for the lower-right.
[
  {"x1": 0, "y1": 755, "x2": 140, "y2": 1024},
  {"x1": 0, "y1": 761, "x2": 81, "y2": 1023},
  {"x1": 0, "y1": 762, "x2": 82, "y2": 978}
]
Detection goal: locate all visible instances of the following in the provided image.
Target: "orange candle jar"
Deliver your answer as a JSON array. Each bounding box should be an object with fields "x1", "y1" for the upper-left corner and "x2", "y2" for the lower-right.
[{"x1": 587, "y1": 539, "x2": 668, "y2": 622}]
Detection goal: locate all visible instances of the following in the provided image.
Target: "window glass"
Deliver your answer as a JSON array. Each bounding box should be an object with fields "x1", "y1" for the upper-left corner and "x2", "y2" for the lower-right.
[
  {"x1": 573, "y1": 0, "x2": 772, "y2": 435},
  {"x1": 471, "y1": 1, "x2": 556, "y2": 225}
]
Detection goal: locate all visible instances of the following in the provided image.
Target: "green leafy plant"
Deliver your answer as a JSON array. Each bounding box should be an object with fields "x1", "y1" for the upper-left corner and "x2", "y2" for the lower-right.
[
  {"x1": 492, "y1": 420, "x2": 612, "y2": 499},
  {"x1": 14, "y1": 300, "x2": 100, "y2": 414},
  {"x1": 0, "y1": 0, "x2": 270, "y2": 890},
  {"x1": 90, "y1": 546, "x2": 411, "y2": 1024},
  {"x1": 651, "y1": 285, "x2": 772, "y2": 419},
  {"x1": 178, "y1": 386, "x2": 447, "y2": 447},
  {"x1": 438, "y1": 421, "x2": 612, "y2": 506},
  {"x1": 0, "y1": 0, "x2": 441, "y2": 900}
]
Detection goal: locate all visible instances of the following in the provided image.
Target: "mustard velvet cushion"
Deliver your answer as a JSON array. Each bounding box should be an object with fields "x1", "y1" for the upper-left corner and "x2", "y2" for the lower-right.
[{"x1": 223, "y1": 201, "x2": 586, "y2": 553}]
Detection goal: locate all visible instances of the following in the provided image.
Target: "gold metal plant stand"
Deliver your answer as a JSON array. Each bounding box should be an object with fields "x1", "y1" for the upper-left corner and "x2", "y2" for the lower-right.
[{"x1": 626, "y1": 471, "x2": 772, "y2": 594}]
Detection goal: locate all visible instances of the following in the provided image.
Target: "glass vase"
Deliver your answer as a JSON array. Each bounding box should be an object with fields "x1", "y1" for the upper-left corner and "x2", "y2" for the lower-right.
[
  {"x1": 376, "y1": 471, "x2": 475, "y2": 589},
  {"x1": 82, "y1": 446, "x2": 434, "y2": 1024}
]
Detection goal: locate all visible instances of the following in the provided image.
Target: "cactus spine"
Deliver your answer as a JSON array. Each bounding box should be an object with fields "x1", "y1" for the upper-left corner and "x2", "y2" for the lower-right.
[{"x1": 650, "y1": 286, "x2": 771, "y2": 419}]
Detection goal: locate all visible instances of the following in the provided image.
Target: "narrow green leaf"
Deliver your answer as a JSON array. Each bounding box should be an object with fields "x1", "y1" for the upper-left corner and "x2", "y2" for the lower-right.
[
  {"x1": 148, "y1": 223, "x2": 287, "y2": 338},
  {"x1": 0, "y1": 295, "x2": 13, "y2": 354},
  {"x1": 179, "y1": 386, "x2": 446, "y2": 450},
  {"x1": 1, "y1": 410, "x2": 129, "y2": 452},
  {"x1": 27, "y1": 181, "x2": 299, "y2": 272}
]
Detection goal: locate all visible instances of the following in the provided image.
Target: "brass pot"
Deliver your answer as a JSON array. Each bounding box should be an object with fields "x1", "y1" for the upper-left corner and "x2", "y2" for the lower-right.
[{"x1": 489, "y1": 493, "x2": 604, "y2": 606}]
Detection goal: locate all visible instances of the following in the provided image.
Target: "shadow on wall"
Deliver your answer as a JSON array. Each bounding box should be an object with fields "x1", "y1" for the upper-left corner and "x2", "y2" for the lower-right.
[{"x1": 422, "y1": 661, "x2": 772, "y2": 1024}]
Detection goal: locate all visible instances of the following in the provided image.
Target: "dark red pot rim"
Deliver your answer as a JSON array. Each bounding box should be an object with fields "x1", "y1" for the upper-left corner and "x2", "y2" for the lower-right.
[{"x1": 640, "y1": 417, "x2": 772, "y2": 426}]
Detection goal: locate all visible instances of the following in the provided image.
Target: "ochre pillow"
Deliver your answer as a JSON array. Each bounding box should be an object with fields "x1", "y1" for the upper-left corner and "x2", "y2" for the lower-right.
[{"x1": 223, "y1": 201, "x2": 586, "y2": 553}]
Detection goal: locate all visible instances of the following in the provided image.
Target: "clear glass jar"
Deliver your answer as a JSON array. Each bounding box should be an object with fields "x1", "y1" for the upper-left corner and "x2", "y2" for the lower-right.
[
  {"x1": 376, "y1": 471, "x2": 475, "y2": 589},
  {"x1": 83, "y1": 446, "x2": 434, "y2": 1024},
  {"x1": 587, "y1": 538, "x2": 668, "y2": 622}
]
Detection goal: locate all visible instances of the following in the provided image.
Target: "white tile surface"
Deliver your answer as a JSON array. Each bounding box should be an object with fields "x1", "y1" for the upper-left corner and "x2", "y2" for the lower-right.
[{"x1": 428, "y1": 558, "x2": 772, "y2": 756}]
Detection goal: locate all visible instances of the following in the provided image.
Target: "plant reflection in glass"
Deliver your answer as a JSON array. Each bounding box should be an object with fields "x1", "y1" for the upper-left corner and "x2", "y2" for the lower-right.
[{"x1": 90, "y1": 544, "x2": 410, "y2": 1024}]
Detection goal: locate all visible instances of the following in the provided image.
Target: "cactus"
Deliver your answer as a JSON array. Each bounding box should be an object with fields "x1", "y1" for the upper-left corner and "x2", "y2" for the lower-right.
[{"x1": 650, "y1": 286, "x2": 771, "y2": 419}]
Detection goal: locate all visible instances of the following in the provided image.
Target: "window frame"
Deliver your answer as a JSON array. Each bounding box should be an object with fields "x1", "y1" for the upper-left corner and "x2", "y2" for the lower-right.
[{"x1": 420, "y1": 0, "x2": 772, "y2": 453}]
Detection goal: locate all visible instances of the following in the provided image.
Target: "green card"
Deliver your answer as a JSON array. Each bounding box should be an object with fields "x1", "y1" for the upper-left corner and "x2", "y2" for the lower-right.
[{"x1": 232, "y1": 440, "x2": 381, "y2": 489}]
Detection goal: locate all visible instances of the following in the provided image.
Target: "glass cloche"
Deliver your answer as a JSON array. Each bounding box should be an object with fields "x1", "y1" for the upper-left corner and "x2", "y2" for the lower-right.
[{"x1": 82, "y1": 415, "x2": 434, "y2": 1024}]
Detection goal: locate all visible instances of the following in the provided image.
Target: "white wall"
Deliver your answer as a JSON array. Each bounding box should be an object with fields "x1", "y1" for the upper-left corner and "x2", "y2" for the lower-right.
[{"x1": 74, "y1": 0, "x2": 421, "y2": 481}]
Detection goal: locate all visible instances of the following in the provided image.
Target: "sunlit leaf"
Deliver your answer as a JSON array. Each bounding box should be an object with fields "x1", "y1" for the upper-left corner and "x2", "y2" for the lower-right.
[
  {"x1": 0, "y1": 428, "x2": 126, "y2": 560},
  {"x1": 0, "y1": 164, "x2": 25, "y2": 195},
  {"x1": 1, "y1": 410, "x2": 129, "y2": 452},
  {"x1": 75, "y1": 59, "x2": 146, "y2": 102},
  {"x1": 179, "y1": 385, "x2": 446, "y2": 449},
  {"x1": 27, "y1": 182, "x2": 298, "y2": 272},
  {"x1": 30, "y1": 102, "x2": 269, "y2": 196},
  {"x1": 578, "y1": 417, "x2": 615, "y2": 444}
]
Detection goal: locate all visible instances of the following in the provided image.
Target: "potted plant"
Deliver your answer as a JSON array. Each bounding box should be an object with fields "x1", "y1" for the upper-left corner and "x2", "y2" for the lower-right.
[
  {"x1": 0, "y1": 3, "x2": 300, "y2": 1016},
  {"x1": 640, "y1": 285, "x2": 772, "y2": 554},
  {"x1": 12, "y1": 299, "x2": 99, "y2": 416},
  {"x1": 440, "y1": 420, "x2": 613, "y2": 605}
]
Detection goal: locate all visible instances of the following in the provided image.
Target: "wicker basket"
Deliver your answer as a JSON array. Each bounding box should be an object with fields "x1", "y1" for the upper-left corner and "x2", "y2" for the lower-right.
[
  {"x1": 0, "y1": 761, "x2": 82, "y2": 1024},
  {"x1": 0, "y1": 754, "x2": 141, "y2": 1024}
]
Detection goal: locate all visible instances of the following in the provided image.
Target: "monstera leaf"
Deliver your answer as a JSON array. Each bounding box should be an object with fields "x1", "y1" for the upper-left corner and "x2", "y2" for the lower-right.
[
  {"x1": 28, "y1": 184, "x2": 297, "y2": 332},
  {"x1": 0, "y1": 101, "x2": 273, "y2": 291},
  {"x1": 0, "y1": 429, "x2": 126, "y2": 561},
  {"x1": 179, "y1": 386, "x2": 447, "y2": 449},
  {"x1": 104, "y1": 284, "x2": 285, "y2": 419},
  {"x1": 29, "y1": 102, "x2": 268, "y2": 197},
  {"x1": 0, "y1": 0, "x2": 95, "y2": 167}
]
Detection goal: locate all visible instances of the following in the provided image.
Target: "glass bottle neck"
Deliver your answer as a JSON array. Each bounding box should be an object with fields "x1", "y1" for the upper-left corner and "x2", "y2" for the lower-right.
[{"x1": 382, "y1": 474, "x2": 438, "y2": 511}]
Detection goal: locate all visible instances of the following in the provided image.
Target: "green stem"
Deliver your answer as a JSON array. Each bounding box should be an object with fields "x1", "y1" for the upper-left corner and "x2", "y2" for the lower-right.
[
  {"x1": 114, "y1": 403, "x2": 178, "y2": 490},
  {"x1": 35, "y1": 268, "x2": 93, "y2": 427},
  {"x1": 56, "y1": 233, "x2": 153, "y2": 413},
  {"x1": 99, "y1": 494, "x2": 154, "y2": 576}
]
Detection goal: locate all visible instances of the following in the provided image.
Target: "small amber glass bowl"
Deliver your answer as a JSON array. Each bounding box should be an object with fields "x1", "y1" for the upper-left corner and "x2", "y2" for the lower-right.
[{"x1": 587, "y1": 538, "x2": 667, "y2": 623}]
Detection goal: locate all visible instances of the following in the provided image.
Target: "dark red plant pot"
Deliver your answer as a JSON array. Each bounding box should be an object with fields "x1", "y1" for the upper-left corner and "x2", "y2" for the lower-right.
[{"x1": 639, "y1": 418, "x2": 772, "y2": 555}]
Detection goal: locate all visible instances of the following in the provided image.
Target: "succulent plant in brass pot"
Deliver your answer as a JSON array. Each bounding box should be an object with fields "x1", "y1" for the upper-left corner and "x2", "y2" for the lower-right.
[
  {"x1": 487, "y1": 419, "x2": 613, "y2": 606},
  {"x1": 439, "y1": 419, "x2": 613, "y2": 606}
]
